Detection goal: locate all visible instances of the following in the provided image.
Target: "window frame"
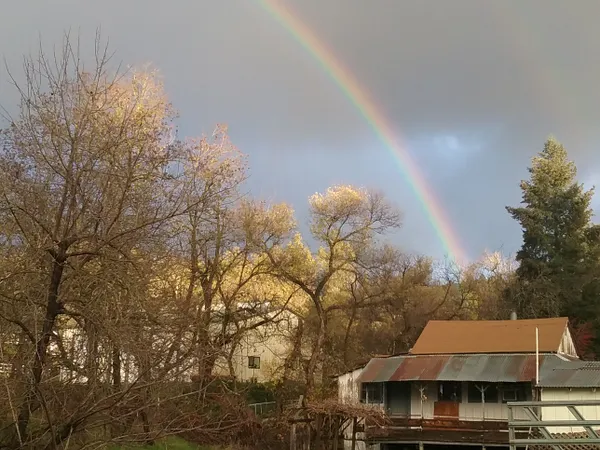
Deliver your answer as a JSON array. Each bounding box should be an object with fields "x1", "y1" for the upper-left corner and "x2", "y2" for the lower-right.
[
  {"x1": 360, "y1": 382, "x2": 384, "y2": 404},
  {"x1": 467, "y1": 382, "x2": 499, "y2": 403},
  {"x1": 502, "y1": 388, "x2": 518, "y2": 402},
  {"x1": 248, "y1": 355, "x2": 261, "y2": 369},
  {"x1": 500, "y1": 383, "x2": 531, "y2": 403},
  {"x1": 437, "y1": 381, "x2": 462, "y2": 402}
]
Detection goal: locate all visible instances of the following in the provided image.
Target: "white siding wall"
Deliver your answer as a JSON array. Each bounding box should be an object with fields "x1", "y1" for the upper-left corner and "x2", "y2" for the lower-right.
[
  {"x1": 558, "y1": 326, "x2": 578, "y2": 358},
  {"x1": 336, "y1": 375, "x2": 539, "y2": 450},
  {"x1": 337, "y1": 377, "x2": 531, "y2": 422},
  {"x1": 213, "y1": 329, "x2": 289, "y2": 382},
  {"x1": 410, "y1": 381, "x2": 435, "y2": 419},
  {"x1": 212, "y1": 314, "x2": 297, "y2": 382},
  {"x1": 337, "y1": 368, "x2": 373, "y2": 450},
  {"x1": 338, "y1": 367, "x2": 363, "y2": 404},
  {"x1": 54, "y1": 327, "x2": 139, "y2": 384},
  {"x1": 541, "y1": 387, "x2": 600, "y2": 433},
  {"x1": 407, "y1": 381, "x2": 529, "y2": 421}
]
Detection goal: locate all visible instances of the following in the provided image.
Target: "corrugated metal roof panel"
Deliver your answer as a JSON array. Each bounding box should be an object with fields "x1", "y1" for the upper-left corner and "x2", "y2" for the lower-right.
[
  {"x1": 358, "y1": 354, "x2": 561, "y2": 383},
  {"x1": 375, "y1": 357, "x2": 406, "y2": 382},
  {"x1": 358, "y1": 357, "x2": 388, "y2": 383},
  {"x1": 436, "y1": 355, "x2": 469, "y2": 381},
  {"x1": 539, "y1": 360, "x2": 600, "y2": 387},
  {"x1": 518, "y1": 354, "x2": 540, "y2": 382},
  {"x1": 390, "y1": 355, "x2": 449, "y2": 381}
]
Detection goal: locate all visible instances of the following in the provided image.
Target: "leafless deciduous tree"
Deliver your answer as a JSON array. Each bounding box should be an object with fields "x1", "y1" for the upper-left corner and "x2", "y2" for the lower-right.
[
  {"x1": 0, "y1": 35, "x2": 265, "y2": 449},
  {"x1": 251, "y1": 186, "x2": 401, "y2": 393}
]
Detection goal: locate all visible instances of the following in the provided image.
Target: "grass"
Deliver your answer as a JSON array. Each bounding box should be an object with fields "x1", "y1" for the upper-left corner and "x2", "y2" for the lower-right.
[{"x1": 108, "y1": 436, "x2": 230, "y2": 450}]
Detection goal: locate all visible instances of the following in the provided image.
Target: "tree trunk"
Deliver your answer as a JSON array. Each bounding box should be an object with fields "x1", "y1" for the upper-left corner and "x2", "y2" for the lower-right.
[
  {"x1": 110, "y1": 345, "x2": 123, "y2": 439},
  {"x1": 196, "y1": 282, "x2": 214, "y2": 390},
  {"x1": 85, "y1": 320, "x2": 99, "y2": 389},
  {"x1": 305, "y1": 312, "x2": 326, "y2": 395},
  {"x1": 13, "y1": 254, "x2": 66, "y2": 446},
  {"x1": 226, "y1": 336, "x2": 241, "y2": 379},
  {"x1": 112, "y1": 345, "x2": 122, "y2": 390},
  {"x1": 283, "y1": 319, "x2": 303, "y2": 384},
  {"x1": 342, "y1": 306, "x2": 358, "y2": 368},
  {"x1": 140, "y1": 408, "x2": 153, "y2": 445}
]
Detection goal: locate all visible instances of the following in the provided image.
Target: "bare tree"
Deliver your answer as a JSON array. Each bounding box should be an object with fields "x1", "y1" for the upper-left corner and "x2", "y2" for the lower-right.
[
  {"x1": 256, "y1": 185, "x2": 401, "y2": 393},
  {"x1": 0, "y1": 35, "x2": 192, "y2": 448}
]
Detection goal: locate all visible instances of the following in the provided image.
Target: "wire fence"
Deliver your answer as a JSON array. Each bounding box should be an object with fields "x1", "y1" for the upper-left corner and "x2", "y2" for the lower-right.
[{"x1": 248, "y1": 401, "x2": 278, "y2": 417}]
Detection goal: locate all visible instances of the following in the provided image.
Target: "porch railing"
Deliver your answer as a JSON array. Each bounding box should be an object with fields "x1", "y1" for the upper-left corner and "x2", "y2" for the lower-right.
[{"x1": 508, "y1": 400, "x2": 600, "y2": 450}]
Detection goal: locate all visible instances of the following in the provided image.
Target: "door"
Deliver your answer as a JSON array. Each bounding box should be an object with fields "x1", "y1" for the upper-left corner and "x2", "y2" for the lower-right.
[
  {"x1": 434, "y1": 381, "x2": 461, "y2": 420},
  {"x1": 386, "y1": 382, "x2": 411, "y2": 416}
]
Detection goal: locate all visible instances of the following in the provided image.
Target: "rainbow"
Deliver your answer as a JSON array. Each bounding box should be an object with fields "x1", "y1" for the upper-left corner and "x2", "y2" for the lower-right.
[{"x1": 257, "y1": 0, "x2": 467, "y2": 263}]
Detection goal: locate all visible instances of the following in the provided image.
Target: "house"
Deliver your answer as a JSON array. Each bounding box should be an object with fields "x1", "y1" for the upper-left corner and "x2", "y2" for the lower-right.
[
  {"x1": 212, "y1": 307, "x2": 298, "y2": 383},
  {"x1": 338, "y1": 316, "x2": 600, "y2": 450},
  {"x1": 212, "y1": 316, "x2": 294, "y2": 383}
]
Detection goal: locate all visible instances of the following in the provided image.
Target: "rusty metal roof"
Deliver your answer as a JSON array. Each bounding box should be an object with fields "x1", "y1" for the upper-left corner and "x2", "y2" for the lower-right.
[
  {"x1": 538, "y1": 360, "x2": 600, "y2": 388},
  {"x1": 357, "y1": 353, "x2": 600, "y2": 388},
  {"x1": 410, "y1": 317, "x2": 569, "y2": 355},
  {"x1": 358, "y1": 354, "x2": 560, "y2": 383}
]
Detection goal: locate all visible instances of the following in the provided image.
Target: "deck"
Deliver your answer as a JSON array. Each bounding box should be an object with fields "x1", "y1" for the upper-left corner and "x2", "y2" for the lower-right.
[{"x1": 365, "y1": 417, "x2": 529, "y2": 446}]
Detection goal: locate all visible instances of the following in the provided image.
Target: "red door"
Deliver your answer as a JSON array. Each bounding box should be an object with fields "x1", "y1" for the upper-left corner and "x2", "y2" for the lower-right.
[{"x1": 433, "y1": 401, "x2": 460, "y2": 419}]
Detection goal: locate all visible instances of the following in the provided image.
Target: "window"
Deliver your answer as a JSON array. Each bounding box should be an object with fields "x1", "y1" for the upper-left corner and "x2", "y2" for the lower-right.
[
  {"x1": 501, "y1": 383, "x2": 531, "y2": 403},
  {"x1": 502, "y1": 389, "x2": 517, "y2": 402},
  {"x1": 360, "y1": 382, "x2": 383, "y2": 404},
  {"x1": 467, "y1": 382, "x2": 499, "y2": 403},
  {"x1": 437, "y1": 381, "x2": 462, "y2": 402},
  {"x1": 248, "y1": 356, "x2": 260, "y2": 369}
]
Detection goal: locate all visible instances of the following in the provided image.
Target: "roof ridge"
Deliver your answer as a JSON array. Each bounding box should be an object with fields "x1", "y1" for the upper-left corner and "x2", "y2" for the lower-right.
[{"x1": 427, "y1": 317, "x2": 568, "y2": 323}]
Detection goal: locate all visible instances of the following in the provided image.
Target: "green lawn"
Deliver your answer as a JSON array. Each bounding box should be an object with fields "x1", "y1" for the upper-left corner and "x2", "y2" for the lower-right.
[{"x1": 109, "y1": 436, "x2": 229, "y2": 450}]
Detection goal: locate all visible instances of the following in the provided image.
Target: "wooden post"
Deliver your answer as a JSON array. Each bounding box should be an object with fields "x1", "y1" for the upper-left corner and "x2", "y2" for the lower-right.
[
  {"x1": 476, "y1": 383, "x2": 488, "y2": 422},
  {"x1": 290, "y1": 420, "x2": 297, "y2": 450},
  {"x1": 333, "y1": 416, "x2": 339, "y2": 450},
  {"x1": 350, "y1": 417, "x2": 358, "y2": 450},
  {"x1": 507, "y1": 403, "x2": 515, "y2": 450},
  {"x1": 290, "y1": 395, "x2": 304, "y2": 450},
  {"x1": 314, "y1": 414, "x2": 322, "y2": 450}
]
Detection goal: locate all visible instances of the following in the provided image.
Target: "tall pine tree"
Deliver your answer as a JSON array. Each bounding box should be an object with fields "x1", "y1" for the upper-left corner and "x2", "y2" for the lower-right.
[{"x1": 506, "y1": 138, "x2": 600, "y2": 356}]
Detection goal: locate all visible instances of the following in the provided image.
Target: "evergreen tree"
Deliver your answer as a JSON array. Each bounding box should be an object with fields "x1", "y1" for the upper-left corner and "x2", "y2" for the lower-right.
[{"x1": 506, "y1": 138, "x2": 600, "y2": 354}]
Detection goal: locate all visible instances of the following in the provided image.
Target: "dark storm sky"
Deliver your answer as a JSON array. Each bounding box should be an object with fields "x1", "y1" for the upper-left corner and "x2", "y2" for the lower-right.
[{"x1": 2, "y1": 0, "x2": 600, "y2": 261}]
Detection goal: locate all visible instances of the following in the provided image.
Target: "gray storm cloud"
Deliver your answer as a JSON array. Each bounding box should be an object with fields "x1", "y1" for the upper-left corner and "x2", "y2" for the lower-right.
[{"x1": 1, "y1": 0, "x2": 599, "y2": 260}]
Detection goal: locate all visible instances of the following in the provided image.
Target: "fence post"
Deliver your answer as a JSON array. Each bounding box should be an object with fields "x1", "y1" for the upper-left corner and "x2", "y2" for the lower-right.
[{"x1": 351, "y1": 417, "x2": 357, "y2": 450}]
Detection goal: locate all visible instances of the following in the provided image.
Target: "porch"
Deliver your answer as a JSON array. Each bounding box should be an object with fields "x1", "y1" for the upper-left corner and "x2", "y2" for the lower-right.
[
  {"x1": 361, "y1": 380, "x2": 532, "y2": 421},
  {"x1": 365, "y1": 416, "x2": 527, "y2": 446},
  {"x1": 360, "y1": 380, "x2": 533, "y2": 446}
]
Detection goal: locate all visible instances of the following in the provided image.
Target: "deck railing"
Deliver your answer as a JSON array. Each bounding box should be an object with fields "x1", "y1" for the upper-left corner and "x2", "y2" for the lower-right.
[{"x1": 508, "y1": 400, "x2": 600, "y2": 450}]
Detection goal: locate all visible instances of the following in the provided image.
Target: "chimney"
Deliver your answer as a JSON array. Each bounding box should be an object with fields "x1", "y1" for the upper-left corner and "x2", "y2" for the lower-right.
[{"x1": 510, "y1": 311, "x2": 517, "y2": 321}]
